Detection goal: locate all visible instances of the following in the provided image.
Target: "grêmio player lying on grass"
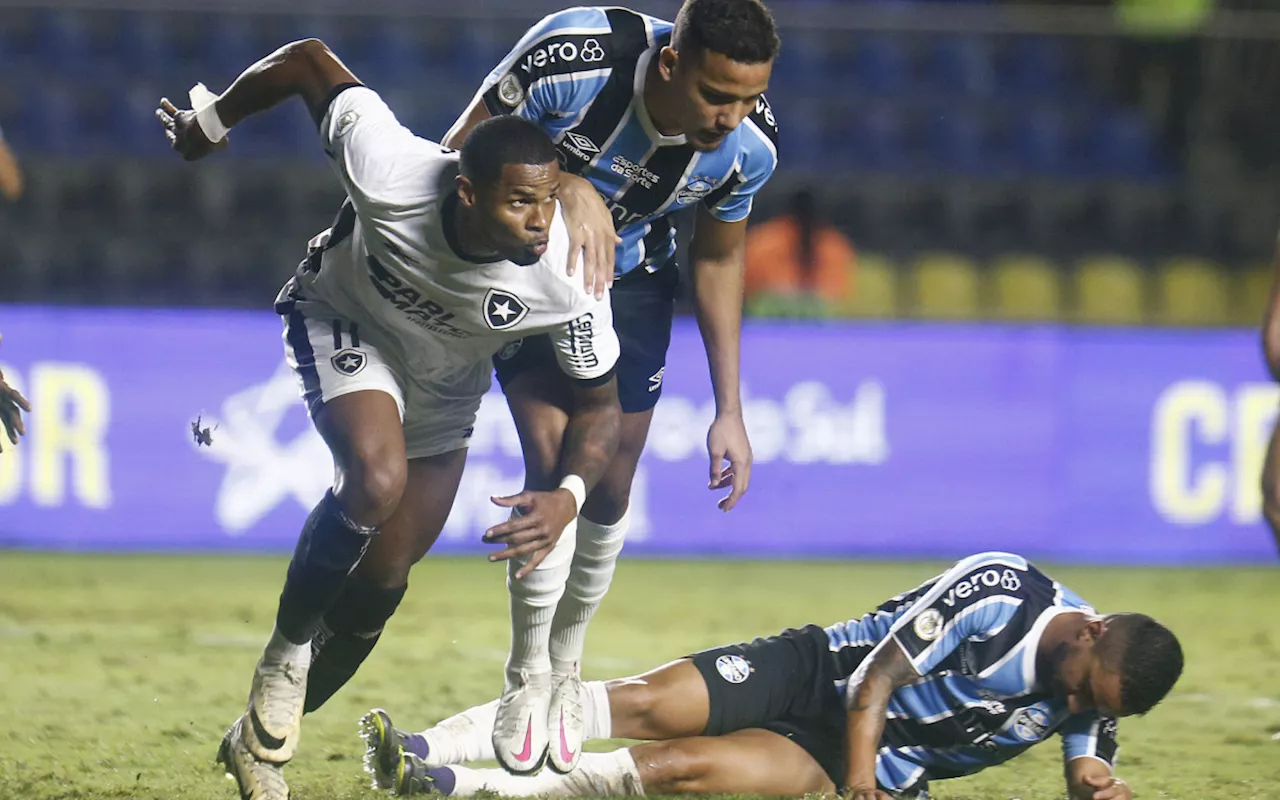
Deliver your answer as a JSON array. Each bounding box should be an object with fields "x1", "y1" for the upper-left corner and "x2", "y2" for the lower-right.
[{"x1": 359, "y1": 551, "x2": 1182, "y2": 800}]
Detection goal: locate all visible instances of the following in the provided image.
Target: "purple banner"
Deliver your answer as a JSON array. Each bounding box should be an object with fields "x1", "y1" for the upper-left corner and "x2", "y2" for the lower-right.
[{"x1": 0, "y1": 305, "x2": 1275, "y2": 564}]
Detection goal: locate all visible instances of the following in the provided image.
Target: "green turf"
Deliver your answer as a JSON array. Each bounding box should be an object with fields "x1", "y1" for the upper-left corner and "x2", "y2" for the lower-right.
[{"x1": 0, "y1": 553, "x2": 1276, "y2": 799}]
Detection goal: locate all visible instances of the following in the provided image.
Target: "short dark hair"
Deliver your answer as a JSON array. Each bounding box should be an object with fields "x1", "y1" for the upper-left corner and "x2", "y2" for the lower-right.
[
  {"x1": 458, "y1": 115, "x2": 558, "y2": 187},
  {"x1": 672, "y1": 0, "x2": 780, "y2": 65},
  {"x1": 1100, "y1": 613, "x2": 1184, "y2": 716}
]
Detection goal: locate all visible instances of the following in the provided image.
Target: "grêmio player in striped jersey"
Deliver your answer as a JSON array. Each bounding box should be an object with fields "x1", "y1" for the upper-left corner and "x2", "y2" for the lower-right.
[
  {"x1": 363, "y1": 553, "x2": 1183, "y2": 800},
  {"x1": 437, "y1": 0, "x2": 781, "y2": 775}
]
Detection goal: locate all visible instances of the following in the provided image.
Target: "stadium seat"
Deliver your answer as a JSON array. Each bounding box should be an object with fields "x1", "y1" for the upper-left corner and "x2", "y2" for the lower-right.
[
  {"x1": 854, "y1": 37, "x2": 911, "y2": 96},
  {"x1": 1090, "y1": 109, "x2": 1157, "y2": 178},
  {"x1": 772, "y1": 31, "x2": 828, "y2": 89},
  {"x1": 1011, "y1": 106, "x2": 1073, "y2": 176},
  {"x1": 114, "y1": 13, "x2": 174, "y2": 76},
  {"x1": 991, "y1": 254, "x2": 1062, "y2": 321},
  {"x1": 1156, "y1": 257, "x2": 1231, "y2": 326},
  {"x1": 910, "y1": 252, "x2": 981, "y2": 319},
  {"x1": 848, "y1": 103, "x2": 911, "y2": 172},
  {"x1": 930, "y1": 36, "x2": 995, "y2": 98},
  {"x1": 929, "y1": 107, "x2": 991, "y2": 175},
  {"x1": 1072, "y1": 255, "x2": 1147, "y2": 325},
  {"x1": 1233, "y1": 262, "x2": 1274, "y2": 327},
  {"x1": 1001, "y1": 36, "x2": 1072, "y2": 98},
  {"x1": 837, "y1": 252, "x2": 899, "y2": 318},
  {"x1": 36, "y1": 10, "x2": 97, "y2": 77}
]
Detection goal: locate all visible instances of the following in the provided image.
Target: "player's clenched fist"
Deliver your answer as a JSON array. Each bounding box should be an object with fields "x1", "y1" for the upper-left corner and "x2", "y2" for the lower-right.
[
  {"x1": 0, "y1": 334, "x2": 31, "y2": 454},
  {"x1": 155, "y1": 97, "x2": 226, "y2": 161}
]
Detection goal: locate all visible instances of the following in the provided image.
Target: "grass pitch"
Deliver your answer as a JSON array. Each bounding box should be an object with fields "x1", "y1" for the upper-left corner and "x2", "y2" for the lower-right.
[{"x1": 0, "y1": 553, "x2": 1277, "y2": 800}]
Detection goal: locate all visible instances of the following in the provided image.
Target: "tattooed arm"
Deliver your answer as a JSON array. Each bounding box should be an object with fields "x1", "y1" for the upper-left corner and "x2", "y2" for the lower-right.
[{"x1": 842, "y1": 640, "x2": 919, "y2": 800}]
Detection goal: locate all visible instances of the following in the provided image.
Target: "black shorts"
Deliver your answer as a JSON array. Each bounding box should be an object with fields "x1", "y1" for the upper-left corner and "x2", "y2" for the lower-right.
[
  {"x1": 493, "y1": 262, "x2": 680, "y2": 414},
  {"x1": 691, "y1": 625, "x2": 850, "y2": 788}
]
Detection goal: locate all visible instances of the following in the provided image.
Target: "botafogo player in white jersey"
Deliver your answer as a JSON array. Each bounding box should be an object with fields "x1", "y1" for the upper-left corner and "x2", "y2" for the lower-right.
[{"x1": 155, "y1": 38, "x2": 623, "y2": 800}]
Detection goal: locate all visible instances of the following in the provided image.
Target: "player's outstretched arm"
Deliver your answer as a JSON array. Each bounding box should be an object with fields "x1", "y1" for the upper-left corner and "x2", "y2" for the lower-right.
[
  {"x1": 841, "y1": 639, "x2": 917, "y2": 800},
  {"x1": 0, "y1": 334, "x2": 31, "y2": 453},
  {"x1": 690, "y1": 206, "x2": 753, "y2": 512},
  {"x1": 156, "y1": 38, "x2": 358, "y2": 161},
  {"x1": 484, "y1": 376, "x2": 621, "y2": 578},
  {"x1": 1066, "y1": 757, "x2": 1131, "y2": 800}
]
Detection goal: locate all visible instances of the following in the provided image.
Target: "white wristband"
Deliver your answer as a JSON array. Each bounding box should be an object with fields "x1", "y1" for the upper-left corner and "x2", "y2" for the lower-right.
[
  {"x1": 558, "y1": 474, "x2": 587, "y2": 514},
  {"x1": 189, "y1": 82, "x2": 229, "y2": 143}
]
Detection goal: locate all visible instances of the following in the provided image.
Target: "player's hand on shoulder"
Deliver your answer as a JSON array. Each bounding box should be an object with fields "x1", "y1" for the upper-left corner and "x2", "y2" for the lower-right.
[
  {"x1": 558, "y1": 173, "x2": 620, "y2": 300},
  {"x1": 155, "y1": 97, "x2": 227, "y2": 161},
  {"x1": 0, "y1": 334, "x2": 31, "y2": 453},
  {"x1": 483, "y1": 489, "x2": 579, "y2": 578},
  {"x1": 1081, "y1": 774, "x2": 1131, "y2": 800}
]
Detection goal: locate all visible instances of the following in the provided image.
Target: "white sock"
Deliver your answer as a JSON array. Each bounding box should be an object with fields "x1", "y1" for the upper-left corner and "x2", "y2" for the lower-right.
[
  {"x1": 262, "y1": 625, "x2": 310, "y2": 666},
  {"x1": 418, "y1": 681, "x2": 611, "y2": 766},
  {"x1": 506, "y1": 515, "x2": 576, "y2": 689},
  {"x1": 419, "y1": 699, "x2": 499, "y2": 766},
  {"x1": 550, "y1": 511, "x2": 629, "y2": 676},
  {"x1": 449, "y1": 749, "x2": 644, "y2": 797}
]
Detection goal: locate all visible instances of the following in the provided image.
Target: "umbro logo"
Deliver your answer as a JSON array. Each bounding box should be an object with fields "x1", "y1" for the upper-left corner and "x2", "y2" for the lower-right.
[
  {"x1": 648, "y1": 367, "x2": 665, "y2": 392},
  {"x1": 565, "y1": 131, "x2": 599, "y2": 154},
  {"x1": 483, "y1": 289, "x2": 530, "y2": 331}
]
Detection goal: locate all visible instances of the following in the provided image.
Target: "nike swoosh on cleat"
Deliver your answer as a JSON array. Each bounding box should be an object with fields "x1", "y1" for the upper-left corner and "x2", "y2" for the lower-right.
[
  {"x1": 511, "y1": 717, "x2": 534, "y2": 763},
  {"x1": 248, "y1": 706, "x2": 287, "y2": 751},
  {"x1": 558, "y1": 710, "x2": 576, "y2": 764}
]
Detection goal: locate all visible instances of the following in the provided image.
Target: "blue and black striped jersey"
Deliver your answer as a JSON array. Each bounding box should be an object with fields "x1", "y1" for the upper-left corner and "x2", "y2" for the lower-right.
[
  {"x1": 471, "y1": 6, "x2": 779, "y2": 277},
  {"x1": 826, "y1": 552, "x2": 1119, "y2": 793}
]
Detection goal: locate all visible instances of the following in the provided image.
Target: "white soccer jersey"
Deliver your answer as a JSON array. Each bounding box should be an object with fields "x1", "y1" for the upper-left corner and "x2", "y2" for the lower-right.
[{"x1": 286, "y1": 85, "x2": 619, "y2": 386}]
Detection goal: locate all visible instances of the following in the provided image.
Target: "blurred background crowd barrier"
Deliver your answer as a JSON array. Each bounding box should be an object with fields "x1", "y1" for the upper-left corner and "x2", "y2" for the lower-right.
[{"x1": 1, "y1": 0, "x2": 1278, "y2": 562}]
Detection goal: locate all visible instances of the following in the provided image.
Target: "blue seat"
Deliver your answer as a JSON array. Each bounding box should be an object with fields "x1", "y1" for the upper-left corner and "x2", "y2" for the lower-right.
[
  {"x1": 112, "y1": 84, "x2": 170, "y2": 157},
  {"x1": 361, "y1": 18, "x2": 433, "y2": 89},
  {"x1": 1011, "y1": 106, "x2": 1073, "y2": 175},
  {"x1": 114, "y1": 13, "x2": 174, "y2": 77},
  {"x1": 450, "y1": 27, "x2": 506, "y2": 86},
  {"x1": 772, "y1": 31, "x2": 828, "y2": 91},
  {"x1": 847, "y1": 103, "x2": 911, "y2": 171},
  {"x1": 854, "y1": 37, "x2": 910, "y2": 96},
  {"x1": 1089, "y1": 109, "x2": 1157, "y2": 177},
  {"x1": 19, "y1": 81, "x2": 78, "y2": 154},
  {"x1": 1002, "y1": 37, "x2": 1072, "y2": 98},
  {"x1": 930, "y1": 36, "x2": 995, "y2": 97},
  {"x1": 199, "y1": 16, "x2": 262, "y2": 83},
  {"x1": 35, "y1": 10, "x2": 97, "y2": 77},
  {"x1": 928, "y1": 107, "x2": 991, "y2": 174}
]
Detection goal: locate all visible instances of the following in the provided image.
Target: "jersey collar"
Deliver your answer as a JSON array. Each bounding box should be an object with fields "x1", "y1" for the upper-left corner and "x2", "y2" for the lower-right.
[{"x1": 634, "y1": 43, "x2": 688, "y2": 148}]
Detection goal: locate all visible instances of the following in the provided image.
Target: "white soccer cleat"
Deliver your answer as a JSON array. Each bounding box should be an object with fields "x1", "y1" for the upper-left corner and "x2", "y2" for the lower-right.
[
  {"x1": 547, "y1": 671, "x2": 585, "y2": 774},
  {"x1": 217, "y1": 716, "x2": 291, "y2": 800},
  {"x1": 492, "y1": 671, "x2": 550, "y2": 774},
  {"x1": 244, "y1": 655, "x2": 309, "y2": 763}
]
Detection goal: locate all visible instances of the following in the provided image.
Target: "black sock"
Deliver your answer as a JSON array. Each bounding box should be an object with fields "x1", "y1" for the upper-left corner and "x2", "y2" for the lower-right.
[
  {"x1": 304, "y1": 576, "x2": 407, "y2": 713},
  {"x1": 275, "y1": 489, "x2": 379, "y2": 645}
]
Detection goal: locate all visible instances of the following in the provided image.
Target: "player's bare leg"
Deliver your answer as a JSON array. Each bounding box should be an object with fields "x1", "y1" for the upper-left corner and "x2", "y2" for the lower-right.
[
  {"x1": 222, "y1": 388, "x2": 406, "y2": 800},
  {"x1": 1261, "y1": 415, "x2": 1280, "y2": 552},
  {"x1": 306, "y1": 447, "x2": 469, "y2": 717}
]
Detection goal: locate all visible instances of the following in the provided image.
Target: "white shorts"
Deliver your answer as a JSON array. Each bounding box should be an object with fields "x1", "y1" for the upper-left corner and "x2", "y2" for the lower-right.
[{"x1": 279, "y1": 306, "x2": 487, "y2": 460}]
